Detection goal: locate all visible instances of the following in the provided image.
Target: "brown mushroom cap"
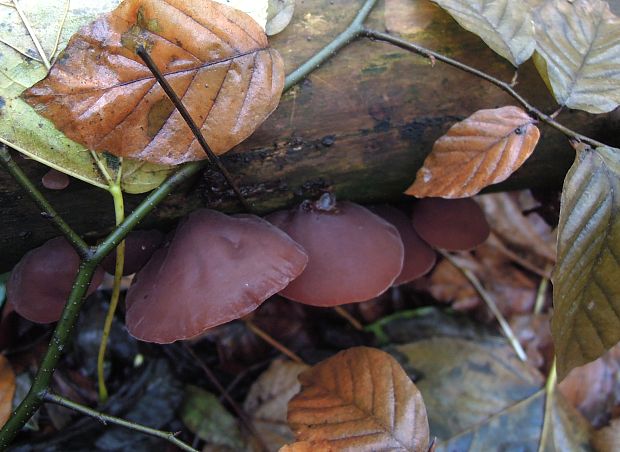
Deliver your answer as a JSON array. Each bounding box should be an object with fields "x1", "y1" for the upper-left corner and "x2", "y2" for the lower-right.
[
  {"x1": 370, "y1": 205, "x2": 436, "y2": 285},
  {"x1": 411, "y1": 198, "x2": 490, "y2": 251},
  {"x1": 267, "y1": 195, "x2": 404, "y2": 307},
  {"x1": 41, "y1": 169, "x2": 70, "y2": 190},
  {"x1": 125, "y1": 209, "x2": 308, "y2": 343},
  {"x1": 7, "y1": 237, "x2": 104, "y2": 324},
  {"x1": 101, "y1": 230, "x2": 164, "y2": 275}
]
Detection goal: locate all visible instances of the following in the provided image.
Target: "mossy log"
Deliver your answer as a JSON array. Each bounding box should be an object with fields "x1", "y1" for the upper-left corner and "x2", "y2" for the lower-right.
[{"x1": 0, "y1": 0, "x2": 618, "y2": 271}]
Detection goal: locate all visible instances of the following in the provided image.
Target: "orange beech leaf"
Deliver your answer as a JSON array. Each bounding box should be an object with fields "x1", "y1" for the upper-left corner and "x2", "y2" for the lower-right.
[
  {"x1": 406, "y1": 106, "x2": 540, "y2": 198},
  {"x1": 0, "y1": 355, "x2": 16, "y2": 428},
  {"x1": 23, "y1": 0, "x2": 284, "y2": 165},
  {"x1": 287, "y1": 347, "x2": 429, "y2": 451}
]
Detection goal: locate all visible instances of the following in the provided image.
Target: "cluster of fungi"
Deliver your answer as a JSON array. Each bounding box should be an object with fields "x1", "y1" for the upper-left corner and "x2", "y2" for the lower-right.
[{"x1": 5, "y1": 193, "x2": 490, "y2": 343}]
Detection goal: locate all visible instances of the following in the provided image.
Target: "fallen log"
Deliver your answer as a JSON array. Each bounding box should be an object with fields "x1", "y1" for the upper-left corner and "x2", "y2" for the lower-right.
[{"x1": 0, "y1": 0, "x2": 617, "y2": 271}]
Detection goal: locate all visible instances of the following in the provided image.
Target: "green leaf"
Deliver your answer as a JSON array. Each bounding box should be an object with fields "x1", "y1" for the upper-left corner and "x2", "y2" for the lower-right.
[
  {"x1": 181, "y1": 385, "x2": 244, "y2": 450},
  {"x1": 0, "y1": 0, "x2": 173, "y2": 193},
  {"x1": 553, "y1": 145, "x2": 620, "y2": 380},
  {"x1": 430, "y1": 0, "x2": 535, "y2": 66},
  {"x1": 533, "y1": 0, "x2": 620, "y2": 113}
]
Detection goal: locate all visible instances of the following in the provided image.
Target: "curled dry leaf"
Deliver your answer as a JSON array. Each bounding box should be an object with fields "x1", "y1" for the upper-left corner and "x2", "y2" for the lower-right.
[
  {"x1": 430, "y1": 0, "x2": 535, "y2": 66},
  {"x1": 266, "y1": 0, "x2": 295, "y2": 36},
  {"x1": 23, "y1": 0, "x2": 284, "y2": 165},
  {"x1": 0, "y1": 354, "x2": 15, "y2": 428},
  {"x1": 406, "y1": 106, "x2": 540, "y2": 198},
  {"x1": 553, "y1": 146, "x2": 620, "y2": 380},
  {"x1": 287, "y1": 346, "x2": 430, "y2": 451},
  {"x1": 533, "y1": 0, "x2": 620, "y2": 114}
]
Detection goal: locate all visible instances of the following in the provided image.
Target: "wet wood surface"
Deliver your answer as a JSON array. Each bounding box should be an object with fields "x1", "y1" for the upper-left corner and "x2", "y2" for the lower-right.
[{"x1": 1, "y1": 0, "x2": 617, "y2": 271}]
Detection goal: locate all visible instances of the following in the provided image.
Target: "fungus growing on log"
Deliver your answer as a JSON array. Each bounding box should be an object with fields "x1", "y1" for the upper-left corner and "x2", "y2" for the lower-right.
[
  {"x1": 411, "y1": 198, "x2": 490, "y2": 251},
  {"x1": 7, "y1": 237, "x2": 105, "y2": 324},
  {"x1": 267, "y1": 194, "x2": 404, "y2": 307},
  {"x1": 370, "y1": 205, "x2": 436, "y2": 285},
  {"x1": 125, "y1": 209, "x2": 308, "y2": 343},
  {"x1": 41, "y1": 169, "x2": 70, "y2": 190},
  {"x1": 101, "y1": 230, "x2": 164, "y2": 275}
]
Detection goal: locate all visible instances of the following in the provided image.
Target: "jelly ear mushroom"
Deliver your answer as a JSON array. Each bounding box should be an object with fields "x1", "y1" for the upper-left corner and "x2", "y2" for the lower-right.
[
  {"x1": 7, "y1": 237, "x2": 105, "y2": 324},
  {"x1": 101, "y1": 230, "x2": 164, "y2": 275},
  {"x1": 370, "y1": 205, "x2": 436, "y2": 285},
  {"x1": 267, "y1": 194, "x2": 404, "y2": 307},
  {"x1": 411, "y1": 198, "x2": 490, "y2": 251},
  {"x1": 125, "y1": 209, "x2": 308, "y2": 343}
]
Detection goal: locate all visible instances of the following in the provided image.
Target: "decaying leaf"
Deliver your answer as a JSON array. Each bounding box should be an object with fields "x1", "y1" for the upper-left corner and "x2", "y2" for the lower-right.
[
  {"x1": 0, "y1": 354, "x2": 16, "y2": 428},
  {"x1": 244, "y1": 359, "x2": 309, "y2": 451},
  {"x1": 406, "y1": 106, "x2": 540, "y2": 198},
  {"x1": 180, "y1": 385, "x2": 244, "y2": 450},
  {"x1": 533, "y1": 0, "x2": 620, "y2": 113},
  {"x1": 214, "y1": 0, "x2": 268, "y2": 29},
  {"x1": 0, "y1": 0, "x2": 176, "y2": 193},
  {"x1": 393, "y1": 337, "x2": 590, "y2": 450},
  {"x1": 553, "y1": 145, "x2": 620, "y2": 380},
  {"x1": 23, "y1": 0, "x2": 285, "y2": 165},
  {"x1": 266, "y1": 0, "x2": 295, "y2": 36},
  {"x1": 430, "y1": 0, "x2": 535, "y2": 66},
  {"x1": 287, "y1": 347, "x2": 429, "y2": 451}
]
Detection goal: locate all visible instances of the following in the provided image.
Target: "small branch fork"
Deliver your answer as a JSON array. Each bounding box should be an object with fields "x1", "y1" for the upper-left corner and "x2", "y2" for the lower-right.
[{"x1": 0, "y1": 0, "x2": 611, "y2": 446}]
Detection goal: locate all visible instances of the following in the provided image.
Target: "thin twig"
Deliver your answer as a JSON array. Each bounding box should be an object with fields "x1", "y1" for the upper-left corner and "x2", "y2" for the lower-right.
[
  {"x1": 50, "y1": 0, "x2": 70, "y2": 63},
  {"x1": 0, "y1": 145, "x2": 91, "y2": 259},
  {"x1": 534, "y1": 275, "x2": 550, "y2": 315},
  {"x1": 42, "y1": 392, "x2": 198, "y2": 452},
  {"x1": 333, "y1": 306, "x2": 364, "y2": 331},
  {"x1": 0, "y1": 37, "x2": 44, "y2": 62},
  {"x1": 135, "y1": 46, "x2": 251, "y2": 212},
  {"x1": 181, "y1": 343, "x2": 269, "y2": 452},
  {"x1": 537, "y1": 358, "x2": 557, "y2": 452},
  {"x1": 244, "y1": 319, "x2": 305, "y2": 364},
  {"x1": 284, "y1": 0, "x2": 378, "y2": 91},
  {"x1": 0, "y1": 1, "x2": 15, "y2": 7},
  {"x1": 440, "y1": 250, "x2": 527, "y2": 361},
  {"x1": 361, "y1": 29, "x2": 609, "y2": 149},
  {"x1": 12, "y1": 0, "x2": 51, "y2": 70}
]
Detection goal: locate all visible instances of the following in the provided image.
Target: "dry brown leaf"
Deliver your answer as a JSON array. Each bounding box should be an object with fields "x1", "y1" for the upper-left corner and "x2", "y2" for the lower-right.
[
  {"x1": 406, "y1": 106, "x2": 540, "y2": 198},
  {"x1": 287, "y1": 347, "x2": 429, "y2": 451},
  {"x1": 0, "y1": 354, "x2": 16, "y2": 428},
  {"x1": 23, "y1": 0, "x2": 284, "y2": 165}
]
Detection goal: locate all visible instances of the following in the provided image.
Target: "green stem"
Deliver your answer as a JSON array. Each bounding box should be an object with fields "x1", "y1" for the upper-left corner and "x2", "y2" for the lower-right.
[
  {"x1": 41, "y1": 392, "x2": 198, "y2": 452},
  {"x1": 283, "y1": 0, "x2": 378, "y2": 91},
  {"x1": 97, "y1": 176, "x2": 126, "y2": 403},
  {"x1": 0, "y1": 145, "x2": 91, "y2": 259},
  {"x1": 538, "y1": 358, "x2": 557, "y2": 452},
  {"x1": 0, "y1": 262, "x2": 97, "y2": 448},
  {"x1": 361, "y1": 29, "x2": 609, "y2": 149}
]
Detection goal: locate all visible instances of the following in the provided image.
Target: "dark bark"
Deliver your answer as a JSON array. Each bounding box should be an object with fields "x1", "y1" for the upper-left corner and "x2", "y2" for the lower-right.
[{"x1": 1, "y1": 0, "x2": 618, "y2": 271}]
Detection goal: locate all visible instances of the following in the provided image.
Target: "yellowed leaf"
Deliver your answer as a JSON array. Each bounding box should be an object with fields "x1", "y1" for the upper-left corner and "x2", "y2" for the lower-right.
[
  {"x1": 287, "y1": 347, "x2": 429, "y2": 451},
  {"x1": 406, "y1": 106, "x2": 540, "y2": 198}
]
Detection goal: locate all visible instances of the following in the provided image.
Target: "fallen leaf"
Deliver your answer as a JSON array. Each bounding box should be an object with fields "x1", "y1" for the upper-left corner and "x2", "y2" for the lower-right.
[
  {"x1": 0, "y1": 354, "x2": 16, "y2": 428},
  {"x1": 0, "y1": 0, "x2": 176, "y2": 193},
  {"x1": 24, "y1": 0, "x2": 285, "y2": 165},
  {"x1": 430, "y1": 0, "x2": 536, "y2": 66},
  {"x1": 214, "y1": 0, "x2": 268, "y2": 29},
  {"x1": 393, "y1": 337, "x2": 591, "y2": 450},
  {"x1": 533, "y1": 0, "x2": 620, "y2": 113},
  {"x1": 406, "y1": 106, "x2": 540, "y2": 198},
  {"x1": 180, "y1": 385, "x2": 243, "y2": 450},
  {"x1": 558, "y1": 342, "x2": 620, "y2": 427},
  {"x1": 287, "y1": 346, "x2": 429, "y2": 451},
  {"x1": 592, "y1": 418, "x2": 620, "y2": 452},
  {"x1": 243, "y1": 359, "x2": 309, "y2": 451},
  {"x1": 266, "y1": 0, "x2": 295, "y2": 36},
  {"x1": 552, "y1": 146, "x2": 620, "y2": 380}
]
